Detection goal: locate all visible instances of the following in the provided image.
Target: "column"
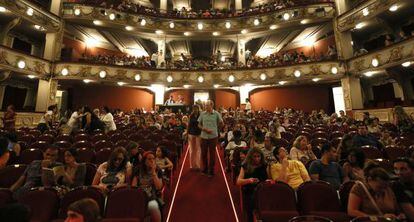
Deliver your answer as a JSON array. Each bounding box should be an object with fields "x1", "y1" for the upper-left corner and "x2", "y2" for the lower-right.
[
  {"x1": 157, "y1": 38, "x2": 166, "y2": 67},
  {"x1": 235, "y1": 0, "x2": 242, "y2": 11},
  {"x1": 0, "y1": 17, "x2": 22, "y2": 45},
  {"x1": 160, "y1": 0, "x2": 167, "y2": 11},
  {"x1": 334, "y1": 0, "x2": 349, "y2": 16},
  {"x1": 149, "y1": 84, "x2": 165, "y2": 106},
  {"x1": 333, "y1": 18, "x2": 353, "y2": 60},
  {"x1": 250, "y1": 0, "x2": 269, "y2": 7},
  {"x1": 341, "y1": 76, "x2": 364, "y2": 112},
  {"x1": 50, "y1": 0, "x2": 62, "y2": 15},
  {"x1": 0, "y1": 85, "x2": 6, "y2": 110},
  {"x1": 43, "y1": 29, "x2": 64, "y2": 61},
  {"x1": 237, "y1": 38, "x2": 246, "y2": 65},
  {"x1": 35, "y1": 79, "x2": 58, "y2": 112}
]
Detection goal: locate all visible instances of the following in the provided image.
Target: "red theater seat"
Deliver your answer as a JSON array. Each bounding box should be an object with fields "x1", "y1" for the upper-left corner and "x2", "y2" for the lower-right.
[
  {"x1": 255, "y1": 182, "x2": 299, "y2": 222},
  {"x1": 18, "y1": 187, "x2": 60, "y2": 222},
  {"x1": 20, "y1": 148, "x2": 43, "y2": 164},
  {"x1": 29, "y1": 141, "x2": 50, "y2": 151},
  {"x1": 77, "y1": 148, "x2": 96, "y2": 163},
  {"x1": 95, "y1": 148, "x2": 112, "y2": 165},
  {"x1": 383, "y1": 146, "x2": 406, "y2": 160},
  {"x1": 338, "y1": 180, "x2": 356, "y2": 212},
  {"x1": 94, "y1": 140, "x2": 113, "y2": 151},
  {"x1": 56, "y1": 134, "x2": 72, "y2": 142},
  {"x1": 73, "y1": 140, "x2": 92, "y2": 149},
  {"x1": 84, "y1": 163, "x2": 97, "y2": 186},
  {"x1": 361, "y1": 146, "x2": 383, "y2": 159},
  {"x1": 350, "y1": 216, "x2": 392, "y2": 222},
  {"x1": 38, "y1": 134, "x2": 54, "y2": 144},
  {"x1": 289, "y1": 215, "x2": 333, "y2": 222},
  {"x1": 58, "y1": 186, "x2": 105, "y2": 218},
  {"x1": 54, "y1": 140, "x2": 72, "y2": 149},
  {"x1": 105, "y1": 187, "x2": 147, "y2": 221},
  {"x1": 0, "y1": 188, "x2": 14, "y2": 207},
  {"x1": 0, "y1": 164, "x2": 27, "y2": 187}
]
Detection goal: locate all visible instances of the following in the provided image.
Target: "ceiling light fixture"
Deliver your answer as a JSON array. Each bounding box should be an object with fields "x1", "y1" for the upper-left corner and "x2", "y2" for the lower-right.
[
  {"x1": 134, "y1": 74, "x2": 141, "y2": 81},
  {"x1": 169, "y1": 22, "x2": 175, "y2": 29},
  {"x1": 183, "y1": 84, "x2": 190, "y2": 89},
  {"x1": 402, "y1": 61, "x2": 412, "y2": 67},
  {"x1": 0, "y1": 7, "x2": 6, "y2": 12},
  {"x1": 371, "y1": 58, "x2": 379, "y2": 67},
  {"x1": 260, "y1": 73, "x2": 267, "y2": 81},
  {"x1": 125, "y1": 26, "x2": 133, "y2": 31},
  {"x1": 197, "y1": 76, "x2": 204, "y2": 83},
  {"x1": 109, "y1": 13, "x2": 115, "y2": 20},
  {"x1": 241, "y1": 29, "x2": 247, "y2": 34},
  {"x1": 253, "y1": 18, "x2": 260, "y2": 26},
  {"x1": 362, "y1": 8, "x2": 369, "y2": 16},
  {"x1": 294, "y1": 70, "x2": 301, "y2": 77},
  {"x1": 331, "y1": 67, "x2": 338, "y2": 74},
  {"x1": 155, "y1": 30, "x2": 163, "y2": 35},
  {"x1": 17, "y1": 60, "x2": 26, "y2": 69},
  {"x1": 212, "y1": 31, "x2": 219, "y2": 36},
  {"x1": 183, "y1": 32, "x2": 190, "y2": 36},
  {"x1": 93, "y1": 20, "x2": 102, "y2": 25},
  {"x1": 74, "y1": 8, "x2": 80, "y2": 15},
  {"x1": 140, "y1": 19, "x2": 146, "y2": 26},
  {"x1": 355, "y1": 22, "x2": 364, "y2": 29},
  {"x1": 197, "y1": 23, "x2": 203, "y2": 30},
  {"x1": 28, "y1": 75, "x2": 36, "y2": 79},
  {"x1": 99, "y1": 70, "x2": 107, "y2": 78},
  {"x1": 167, "y1": 75, "x2": 173, "y2": 82},
  {"x1": 61, "y1": 68, "x2": 69, "y2": 76},
  {"x1": 269, "y1": 25, "x2": 277, "y2": 30},
  {"x1": 228, "y1": 75, "x2": 235, "y2": 82},
  {"x1": 279, "y1": 81, "x2": 286, "y2": 85},
  {"x1": 117, "y1": 81, "x2": 125, "y2": 86},
  {"x1": 83, "y1": 79, "x2": 92, "y2": 83},
  {"x1": 225, "y1": 21, "x2": 231, "y2": 29},
  {"x1": 26, "y1": 8, "x2": 33, "y2": 16},
  {"x1": 389, "y1": 4, "x2": 398, "y2": 12},
  {"x1": 283, "y1": 12, "x2": 290, "y2": 20},
  {"x1": 214, "y1": 84, "x2": 220, "y2": 88},
  {"x1": 312, "y1": 78, "x2": 320, "y2": 82},
  {"x1": 364, "y1": 71, "x2": 376, "y2": 77},
  {"x1": 300, "y1": 19, "x2": 308, "y2": 24}
]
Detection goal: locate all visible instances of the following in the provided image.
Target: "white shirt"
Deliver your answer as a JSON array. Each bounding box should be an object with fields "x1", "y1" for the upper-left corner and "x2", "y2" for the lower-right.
[
  {"x1": 245, "y1": 102, "x2": 251, "y2": 111},
  {"x1": 225, "y1": 141, "x2": 247, "y2": 161},
  {"x1": 67, "y1": 111, "x2": 79, "y2": 128},
  {"x1": 102, "y1": 113, "x2": 117, "y2": 131}
]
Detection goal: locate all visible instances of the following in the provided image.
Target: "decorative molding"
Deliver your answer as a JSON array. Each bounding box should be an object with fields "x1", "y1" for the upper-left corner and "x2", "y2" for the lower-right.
[
  {"x1": 353, "y1": 107, "x2": 414, "y2": 123},
  {"x1": 0, "y1": 111, "x2": 44, "y2": 128}
]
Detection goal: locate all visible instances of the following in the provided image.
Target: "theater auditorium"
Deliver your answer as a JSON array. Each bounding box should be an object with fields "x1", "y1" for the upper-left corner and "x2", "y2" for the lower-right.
[{"x1": 0, "y1": 0, "x2": 413, "y2": 221}]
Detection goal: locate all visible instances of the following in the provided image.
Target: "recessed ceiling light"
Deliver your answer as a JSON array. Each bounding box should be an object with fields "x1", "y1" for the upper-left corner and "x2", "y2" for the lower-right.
[
  {"x1": 300, "y1": 19, "x2": 308, "y2": 24},
  {"x1": 0, "y1": 7, "x2": 7, "y2": 12},
  {"x1": 355, "y1": 22, "x2": 364, "y2": 29},
  {"x1": 364, "y1": 71, "x2": 376, "y2": 77},
  {"x1": 362, "y1": 8, "x2": 369, "y2": 16},
  {"x1": 214, "y1": 84, "x2": 220, "y2": 88},
  {"x1": 28, "y1": 75, "x2": 36, "y2": 79},
  {"x1": 34, "y1": 25, "x2": 41, "y2": 30},
  {"x1": 197, "y1": 23, "x2": 203, "y2": 30},
  {"x1": 351, "y1": 41, "x2": 354, "y2": 45},
  {"x1": 17, "y1": 60, "x2": 26, "y2": 69},
  {"x1": 312, "y1": 78, "x2": 320, "y2": 82},
  {"x1": 269, "y1": 25, "x2": 277, "y2": 30},
  {"x1": 99, "y1": 70, "x2": 107, "y2": 78},
  {"x1": 241, "y1": 29, "x2": 247, "y2": 34},
  {"x1": 225, "y1": 21, "x2": 231, "y2": 29},
  {"x1": 169, "y1": 22, "x2": 175, "y2": 29},
  {"x1": 260, "y1": 73, "x2": 267, "y2": 80},
  {"x1": 331, "y1": 67, "x2": 338, "y2": 74},
  {"x1": 389, "y1": 4, "x2": 398, "y2": 12},
  {"x1": 198, "y1": 76, "x2": 204, "y2": 83},
  {"x1": 371, "y1": 58, "x2": 379, "y2": 67},
  {"x1": 134, "y1": 74, "x2": 141, "y2": 81},
  {"x1": 117, "y1": 81, "x2": 125, "y2": 86},
  {"x1": 125, "y1": 26, "x2": 133, "y2": 31},
  {"x1": 184, "y1": 32, "x2": 190, "y2": 36},
  {"x1": 140, "y1": 19, "x2": 146, "y2": 26},
  {"x1": 74, "y1": 8, "x2": 80, "y2": 15},
  {"x1": 294, "y1": 70, "x2": 301, "y2": 77},
  {"x1": 402, "y1": 61, "x2": 412, "y2": 67},
  {"x1": 253, "y1": 18, "x2": 260, "y2": 26},
  {"x1": 283, "y1": 12, "x2": 290, "y2": 20},
  {"x1": 212, "y1": 32, "x2": 219, "y2": 36},
  {"x1": 228, "y1": 75, "x2": 235, "y2": 82},
  {"x1": 26, "y1": 8, "x2": 33, "y2": 16},
  {"x1": 183, "y1": 84, "x2": 190, "y2": 88},
  {"x1": 155, "y1": 30, "x2": 163, "y2": 35},
  {"x1": 109, "y1": 13, "x2": 115, "y2": 20},
  {"x1": 61, "y1": 68, "x2": 69, "y2": 76},
  {"x1": 83, "y1": 79, "x2": 92, "y2": 83},
  {"x1": 167, "y1": 75, "x2": 173, "y2": 82},
  {"x1": 93, "y1": 20, "x2": 102, "y2": 25},
  {"x1": 279, "y1": 81, "x2": 287, "y2": 85}
]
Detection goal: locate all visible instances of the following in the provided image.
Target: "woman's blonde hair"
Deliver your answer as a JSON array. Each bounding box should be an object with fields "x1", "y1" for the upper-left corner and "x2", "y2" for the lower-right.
[{"x1": 292, "y1": 135, "x2": 307, "y2": 150}]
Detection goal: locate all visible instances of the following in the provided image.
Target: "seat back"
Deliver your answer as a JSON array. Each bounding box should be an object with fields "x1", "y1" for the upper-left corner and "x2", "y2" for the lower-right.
[
  {"x1": 18, "y1": 188, "x2": 59, "y2": 222},
  {"x1": 95, "y1": 148, "x2": 112, "y2": 165},
  {"x1": 84, "y1": 163, "x2": 97, "y2": 186},
  {"x1": 59, "y1": 186, "x2": 105, "y2": 218},
  {"x1": 0, "y1": 164, "x2": 27, "y2": 187},
  {"x1": 105, "y1": 187, "x2": 147, "y2": 220},
  {"x1": 350, "y1": 216, "x2": 393, "y2": 222},
  {"x1": 73, "y1": 140, "x2": 92, "y2": 149},
  {"x1": 0, "y1": 188, "x2": 14, "y2": 207},
  {"x1": 289, "y1": 215, "x2": 333, "y2": 222},
  {"x1": 93, "y1": 140, "x2": 113, "y2": 151},
  {"x1": 361, "y1": 147, "x2": 383, "y2": 159},
  {"x1": 297, "y1": 181, "x2": 342, "y2": 214},
  {"x1": 338, "y1": 180, "x2": 356, "y2": 212},
  {"x1": 20, "y1": 148, "x2": 43, "y2": 164},
  {"x1": 77, "y1": 148, "x2": 96, "y2": 163},
  {"x1": 255, "y1": 182, "x2": 297, "y2": 212},
  {"x1": 29, "y1": 141, "x2": 50, "y2": 151},
  {"x1": 54, "y1": 140, "x2": 72, "y2": 149},
  {"x1": 384, "y1": 146, "x2": 406, "y2": 160}
]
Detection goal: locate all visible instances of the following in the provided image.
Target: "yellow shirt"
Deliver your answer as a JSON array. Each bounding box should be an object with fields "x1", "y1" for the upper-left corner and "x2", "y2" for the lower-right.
[{"x1": 270, "y1": 160, "x2": 309, "y2": 189}]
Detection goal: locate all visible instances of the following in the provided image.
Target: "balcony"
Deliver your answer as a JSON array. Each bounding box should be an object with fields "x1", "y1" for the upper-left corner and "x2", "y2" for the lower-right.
[
  {"x1": 62, "y1": 2, "x2": 335, "y2": 37},
  {"x1": 0, "y1": 0, "x2": 62, "y2": 32},
  {"x1": 347, "y1": 36, "x2": 414, "y2": 75}
]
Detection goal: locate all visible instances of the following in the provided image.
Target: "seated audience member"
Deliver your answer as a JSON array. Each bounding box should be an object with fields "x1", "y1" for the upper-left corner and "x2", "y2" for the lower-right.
[
  {"x1": 290, "y1": 135, "x2": 317, "y2": 165},
  {"x1": 82, "y1": 106, "x2": 105, "y2": 133},
  {"x1": 269, "y1": 147, "x2": 310, "y2": 189},
  {"x1": 65, "y1": 198, "x2": 101, "y2": 222},
  {"x1": 37, "y1": 105, "x2": 56, "y2": 133},
  {"x1": 380, "y1": 130, "x2": 396, "y2": 147},
  {"x1": 261, "y1": 133, "x2": 276, "y2": 164},
  {"x1": 92, "y1": 147, "x2": 132, "y2": 191},
  {"x1": 54, "y1": 148, "x2": 86, "y2": 189},
  {"x1": 348, "y1": 162, "x2": 408, "y2": 220},
  {"x1": 392, "y1": 105, "x2": 414, "y2": 134},
  {"x1": 132, "y1": 151, "x2": 163, "y2": 222},
  {"x1": 236, "y1": 147, "x2": 268, "y2": 222},
  {"x1": 343, "y1": 148, "x2": 366, "y2": 181},
  {"x1": 368, "y1": 117, "x2": 381, "y2": 134},
  {"x1": 352, "y1": 123, "x2": 382, "y2": 149},
  {"x1": 225, "y1": 130, "x2": 247, "y2": 163},
  {"x1": 67, "y1": 107, "x2": 83, "y2": 134},
  {"x1": 155, "y1": 146, "x2": 173, "y2": 179},
  {"x1": 126, "y1": 141, "x2": 142, "y2": 167},
  {"x1": 399, "y1": 30, "x2": 408, "y2": 41},
  {"x1": 250, "y1": 130, "x2": 265, "y2": 149},
  {"x1": 101, "y1": 106, "x2": 117, "y2": 133},
  {"x1": 337, "y1": 134, "x2": 355, "y2": 160},
  {"x1": 309, "y1": 144, "x2": 347, "y2": 190},
  {"x1": 384, "y1": 34, "x2": 394, "y2": 46},
  {"x1": 58, "y1": 118, "x2": 72, "y2": 135},
  {"x1": 11, "y1": 146, "x2": 62, "y2": 199},
  {"x1": 0, "y1": 203, "x2": 30, "y2": 222},
  {"x1": 0, "y1": 137, "x2": 10, "y2": 169},
  {"x1": 5, "y1": 132, "x2": 21, "y2": 157},
  {"x1": 392, "y1": 158, "x2": 414, "y2": 221}
]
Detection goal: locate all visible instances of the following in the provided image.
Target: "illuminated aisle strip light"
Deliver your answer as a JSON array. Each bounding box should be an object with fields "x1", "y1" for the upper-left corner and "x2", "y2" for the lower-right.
[
  {"x1": 165, "y1": 146, "x2": 190, "y2": 222},
  {"x1": 216, "y1": 146, "x2": 240, "y2": 222}
]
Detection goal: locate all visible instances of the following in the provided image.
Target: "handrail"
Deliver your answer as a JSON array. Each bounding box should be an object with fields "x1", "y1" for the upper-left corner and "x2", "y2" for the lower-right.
[{"x1": 0, "y1": 45, "x2": 50, "y2": 63}]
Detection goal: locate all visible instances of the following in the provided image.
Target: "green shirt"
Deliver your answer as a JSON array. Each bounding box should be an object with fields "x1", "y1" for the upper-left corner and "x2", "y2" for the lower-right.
[{"x1": 198, "y1": 110, "x2": 223, "y2": 139}]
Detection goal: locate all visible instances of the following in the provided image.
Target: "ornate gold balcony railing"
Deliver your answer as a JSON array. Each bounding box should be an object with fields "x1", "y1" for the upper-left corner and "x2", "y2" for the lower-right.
[
  {"x1": 0, "y1": 111, "x2": 44, "y2": 128},
  {"x1": 347, "y1": 37, "x2": 414, "y2": 74},
  {"x1": 337, "y1": 0, "x2": 401, "y2": 32},
  {"x1": 62, "y1": 2, "x2": 335, "y2": 36},
  {"x1": 0, "y1": 0, "x2": 62, "y2": 32}
]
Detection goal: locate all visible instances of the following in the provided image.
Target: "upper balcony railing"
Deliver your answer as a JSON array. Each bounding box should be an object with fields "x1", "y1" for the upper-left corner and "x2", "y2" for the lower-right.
[
  {"x1": 62, "y1": 1, "x2": 334, "y2": 36},
  {"x1": 0, "y1": 0, "x2": 62, "y2": 32}
]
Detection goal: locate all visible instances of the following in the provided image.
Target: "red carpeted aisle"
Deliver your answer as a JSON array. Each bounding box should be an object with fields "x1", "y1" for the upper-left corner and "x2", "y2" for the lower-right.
[{"x1": 166, "y1": 147, "x2": 239, "y2": 222}]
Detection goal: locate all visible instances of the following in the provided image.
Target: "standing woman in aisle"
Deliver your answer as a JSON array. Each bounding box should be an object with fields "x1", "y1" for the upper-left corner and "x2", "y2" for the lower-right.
[
  {"x1": 188, "y1": 105, "x2": 202, "y2": 170},
  {"x1": 2, "y1": 105, "x2": 16, "y2": 131}
]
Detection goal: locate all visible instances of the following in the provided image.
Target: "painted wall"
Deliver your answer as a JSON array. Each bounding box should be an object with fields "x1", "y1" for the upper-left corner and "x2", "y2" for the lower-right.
[
  {"x1": 215, "y1": 90, "x2": 239, "y2": 109},
  {"x1": 69, "y1": 85, "x2": 154, "y2": 111},
  {"x1": 62, "y1": 38, "x2": 124, "y2": 61},
  {"x1": 249, "y1": 85, "x2": 334, "y2": 113},
  {"x1": 284, "y1": 36, "x2": 336, "y2": 59}
]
